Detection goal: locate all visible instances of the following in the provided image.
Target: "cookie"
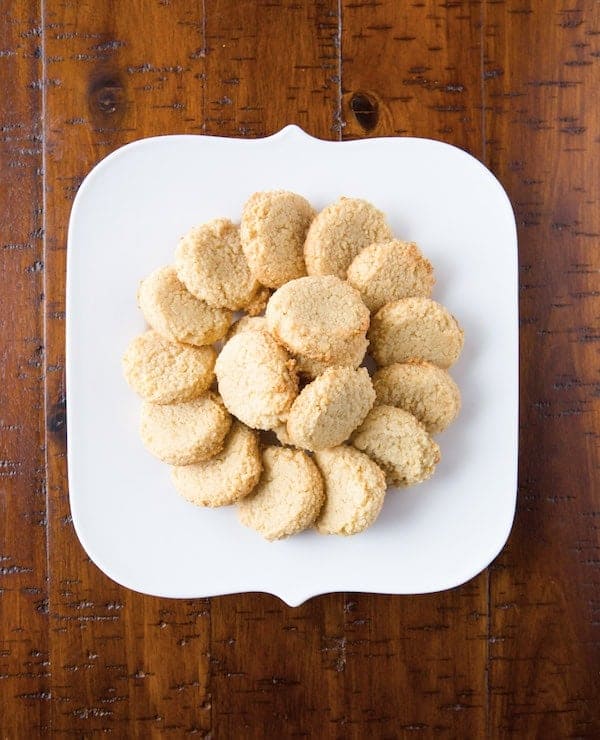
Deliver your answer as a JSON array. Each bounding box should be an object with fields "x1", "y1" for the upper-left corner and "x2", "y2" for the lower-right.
[
  {"x1": 351, "y1": 405, "x2": 440, "y2": 486},
  {"x1": 175, "y1": 218, "x2": 261, "y2": 311},
  {"x1": 304, "y1": 196, "x2": 393, "y2": 278},
  {"x1": 215, "y1": 330, "x2": 298, "y2": 430},
  {"x1": 138, "y1": 265, "x2": 231, "y2": 346},
  {"x1": 170, "y1": 421, "x2": 262, "y2": 507},
  {"x1": 295, "y1": 333, "x2": 368, "y2": 379},
  {"x1": 140, "y1": 392, "x2": 231, "y2": 466},
  {"x1": 123, "y1": 330, "x2": 216, "y2": 404},
  {"x1": 244, "y1": 285, "x2": 271, "y2": 316},
  {"x1": 227, "y1": 315, "x2": 268, "y2": 340},
  {"x1": 314, "y1": 446, "x2": 387, "y2": 535},
  {"x1": 373, "y1": 361, "x2": 461, "y2": 434},
  {"x1": 369, "y1": 297, "x2": 464, "y2": 368},
  {"x1": 265, "y1": 275, "x2": 370, "y2": 362},
  {"x1": 286, "y1": 366, "x2": 375, "y2": 451},
  {"x1": 347, "y1": 240, "x2": 434, "y2": 313},
  {"x1": 237, "y1": 446, "x2": 324, "y2": 540},
  {"x1": 241, "y1": 190, "x2": 314, "y2": 288}
]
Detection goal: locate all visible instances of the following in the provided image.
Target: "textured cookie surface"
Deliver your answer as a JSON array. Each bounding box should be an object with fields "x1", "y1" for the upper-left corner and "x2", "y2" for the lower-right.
[
  {"x1": 304, "y1": 197, "x2": 393, "y2": 278},
  {"x1": 266, "y1": 275, "x2": 369, "y2": 362},
  {"x1": 140, "y1": 392, "x2": 231, "y2": 466},
  {"x1": 123, "y1": 330, "x2": 216, "y2": 404},
  {"x1": 138, "y1": 265, "x2": 231, "y2": 345},
  {"x1": 373, "y1": 361, "x2": 461, "y2": 434},
  {"x1": 351, "y1": 405, "x2": 440, "y2": 486},
  {"x1": 227, "y1": 315, "x2": 268, "y2": 340},
  {"x1": 314, "y1": 446, "x2": 386, "y2": 535},
  {"x1": 347, "y1": 240, "x2": 434, "y2": 312},
  {"x1": 170, "y1": 422, "x2": 262, "y2": 507},
  {"x1": 175, "y1": 218, "x2": 260, "y2": 310},
  {"x1": 237, "y1": 446, "x2": 324, "y2": 540},
  {"x1": 286, "y1": 366, "x2": 376, "y2": 451},
  {"x1": 295, "y1": 332, "x2": 368, "y2": 379},
  {"x1": 241, "y1": 190, "x2": 314, "y2": 288},
  {"x1": 369, "y1": 297, "x2": 464, "y2": 368},
  {"x1": 215, "y1": 330, "x2": 298, "y2": 430}
]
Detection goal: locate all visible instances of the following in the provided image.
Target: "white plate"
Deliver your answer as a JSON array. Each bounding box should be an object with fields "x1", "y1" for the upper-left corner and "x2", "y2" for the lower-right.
[{"x1": 67, "y1": 126, "x2": 518, "y2": 606}]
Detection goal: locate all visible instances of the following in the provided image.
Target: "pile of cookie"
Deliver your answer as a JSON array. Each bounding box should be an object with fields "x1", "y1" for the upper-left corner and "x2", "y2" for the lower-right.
[{"x1": 123, "y1": 193, "x2": 464, "y2": 540}]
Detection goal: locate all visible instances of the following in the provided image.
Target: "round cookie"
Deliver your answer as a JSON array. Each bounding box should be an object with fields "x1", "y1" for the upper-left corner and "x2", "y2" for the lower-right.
[
  {"x1": 170, "y1": 421, "x2": 262, "y2": 507},
  {"x1": 227, "y1": 315, "x2": 268, "y2": 340},
  {"x1": 215, "y1": 330, "x2": 298, "y2": 430},
  {"x1": 138, "y1": 265, "x2": 231, "y2": 346},
  {"x1": 175, "y1": 218, "x2": 261, "y2": 311},
  {"x1": 295, "y1": 333, "x2": 368, "y2": 379},
  {"x1": 140, "y1": 392, "x2": 231, "y2": 466},
  {"x1": 373, "y1": 361, "x2": 461, "y2": 434},
  {"x1": 286, "y1": 367, "x2": 375, "y2": 451},
  {"x1": 347, "y1": 240, "x2": 434, "y2": 313},
  {"x1": 237, "y1": 446, "x2": 324, "y2": 540},
  {"x1": 265, "y1": 275, "x2": 370, "y2": 362},
  {"x1": 122, "y1": 330, "x2": 216, "y2": 404},
  {"x1": 304, "y1": 196, "x2": 393, "y2": 278},
  {"x1": 351, "y1": 405, "x2": 440, "y2": 486},
  {"x1": 368, "y1": 297, "x2": 464, "y2": 368},
  {"x1": 314, "y1": 446, "x2": 386, "y2": 536},
  {"x1": 241, "y1": 190, "x2": 314, "y2": 288}
]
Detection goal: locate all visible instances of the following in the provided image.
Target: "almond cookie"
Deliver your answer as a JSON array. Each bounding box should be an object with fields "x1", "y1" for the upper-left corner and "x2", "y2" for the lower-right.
[
  {"x1": 265, "y1": 275, "x2": 370, "y2": 362},
  {"x1": 138, "y1": 265, "x2": 231, "y2": 346},
  {"x1": 286, "y1": 367, "x2": 375, "y2": 451},
  {"x1": 295, "y1": 333, "x2": 368, "y2": 379},
  {"x1": 314, "y1": 446, "x2": 386, "y2": 535},
  {"x1": 304, "y1": 196, "x2": 393, "y2": 278},
  {"x1": 175, "y1": 218, "x2": 261, "y2": 311},
  {"x1": 226, "y1": 315, "x2": 268, "y2": 340},
  {"x1": 170, "y1": 421, "x2": 262, "y2": 507},
  {"x1": 373, "y1": 361, "x2": 461, "y2": 434},
  {"x1": 140, "y1": 392, "x2": 231, "y2": 466},
  {"x1": 215, "y1": 330, "x2": 298, "y2": 430},
  {"x1": 347, "y1": 240, "x2": 434, "y2": 312},
  {"x1": 369, "y1": 297, "x2": 464, "y2": 368},
  {"x1": 237, "y1": 446, "x2": 324, "y2": 540},
  {"x1": 123, "y1": 330, "x2": 216, "y2": 404},
  {"x1": 241, "y1": 190, "x2": 314, "y2": 288},
  {"x1": 351, "y1": 405, "x2": 440, "y2": 486}
]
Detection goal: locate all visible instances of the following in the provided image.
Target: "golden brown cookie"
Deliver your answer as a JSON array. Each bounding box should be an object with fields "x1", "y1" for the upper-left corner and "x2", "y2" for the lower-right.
[
  {"x1": 347, "y1": 240, "x2": 434, "y2": 312},
  {"x1": 294, "y1": 332, "x2": 368, "y2": 379},
  {"x1": 314, "y1": 446, "x2": 387, "y2": 535},
  {"x1": 351, "y1": 405, "x2": 440, "y2": 486},
  {"x1": 175, "y1": 218, "x2": 261, "y2": 310},
  {"x1": 304, "y1": 196, "x2": 393, "y2": 278},
  {"x1": 286, "y1": 367, "x2": 375, "y2": 451},
  {"x1": 372, "y1": 361, "x2": 461, "y2": 434},
  {"x1": 215, "y1": 330, "x2": 298, "y2": 430},
  {"x1": 237, "y1": 446, "x2": 324, "y2": 540},
  {"x1": 368, "y1": 297, "x2": 464, "y2": 368},
  {"x1": 265, "y1": 275, "x2": 369, "y2": 362},
  {"x1": 122, "y1": 330, "x2": 216, "y2": 404},
  {"x1": 170, "y1": 421, "x2": 262, "y2": 507},
  {"x1": 241, "y1": 190, "x2": 314, "y2": 288},
  {"x1": 140, "y1": 392, "x2": 231, "y2": 466},
  {"x1": 138, "y1": 265, "x2": 231, "y2": 345},
  {"x1": 226, "y1": 315, "x2": 268, "y2": 340}
]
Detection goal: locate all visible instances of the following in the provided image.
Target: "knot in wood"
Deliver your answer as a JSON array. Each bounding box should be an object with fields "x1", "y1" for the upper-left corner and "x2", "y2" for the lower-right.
[
  {"x1": 89, "y1": 75, "x2": 124, "y2": 115},
  {"x1": 349, "y1": 92, "x2": 379, "y2": 132}
]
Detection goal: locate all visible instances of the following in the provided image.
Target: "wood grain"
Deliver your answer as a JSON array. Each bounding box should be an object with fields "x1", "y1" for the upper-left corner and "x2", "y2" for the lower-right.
[
  {"x1": 0, "y1": 0, "x2": 598, "y2": 736},
  {"x1": 0, "y1": 3, "x2": 49, "y2": 735},
  {"x1": 484, "y1": 2, "x2": 600, "y2": 737}
]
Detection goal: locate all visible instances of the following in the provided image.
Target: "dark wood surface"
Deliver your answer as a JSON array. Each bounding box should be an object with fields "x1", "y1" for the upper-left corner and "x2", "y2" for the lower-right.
[{"x1": 1, "y1": 0, "x2": 598, "y2": 736}]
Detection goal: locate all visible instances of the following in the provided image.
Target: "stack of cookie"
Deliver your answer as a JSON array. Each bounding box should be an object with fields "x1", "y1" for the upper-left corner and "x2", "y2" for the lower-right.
[{"x1": 123, "y1": 193, "x2": 464, "y2": 540}]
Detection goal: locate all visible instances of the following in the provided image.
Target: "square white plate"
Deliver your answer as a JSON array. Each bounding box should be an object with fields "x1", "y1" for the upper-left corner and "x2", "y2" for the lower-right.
[{"x1": 67, "y1": 126, "x2": 518, "y2": 606}]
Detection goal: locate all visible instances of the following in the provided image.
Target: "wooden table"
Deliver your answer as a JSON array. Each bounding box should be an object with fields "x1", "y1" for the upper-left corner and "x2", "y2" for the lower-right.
[{"x1": 1, "y1": 1, "x2": 598, "y2": 736}]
